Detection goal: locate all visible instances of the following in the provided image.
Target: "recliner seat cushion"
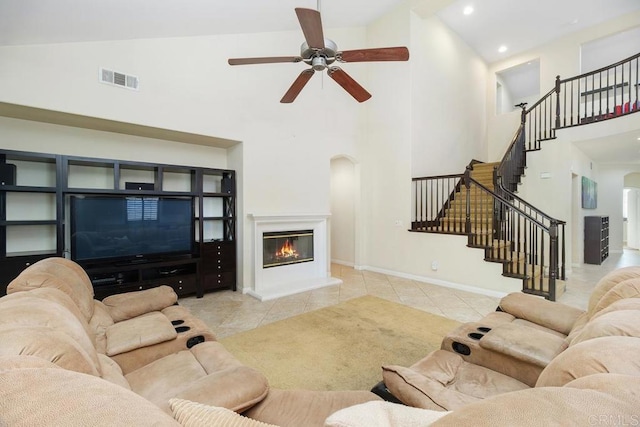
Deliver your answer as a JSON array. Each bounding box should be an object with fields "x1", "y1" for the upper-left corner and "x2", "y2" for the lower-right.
[
  {"x1": 382, "y1": 350, "x2": 529, "y2": 411},
  {"x1": 125, "y1": 342, "x2": 269, "y2": 413},
  {"x1": 242, "y1": 389, "x2": 382, "y2": 427},
  {"x1": 478, "y1": 323, "x2": 566, "y2": 368}
]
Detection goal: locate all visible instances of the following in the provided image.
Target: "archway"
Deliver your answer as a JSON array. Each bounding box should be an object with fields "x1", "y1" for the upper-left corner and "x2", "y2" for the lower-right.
[{"x1": 329, "y1": 155, "x2": 360, "y2": 267}]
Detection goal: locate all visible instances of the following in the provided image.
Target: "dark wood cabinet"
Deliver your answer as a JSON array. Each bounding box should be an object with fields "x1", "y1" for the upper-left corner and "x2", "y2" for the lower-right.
[
  {"x1": 584, "y1": 216, "x2": 609, "y2": 265},
  {"x1": 199, "y1": 241, "x2": 236, "y2": 295},
  {"x1": 0, "y1": 148, "x2": 237, "y2": 298},
  {"x1": 89, "y1": 258, "x2": 200, "y2": 300}
]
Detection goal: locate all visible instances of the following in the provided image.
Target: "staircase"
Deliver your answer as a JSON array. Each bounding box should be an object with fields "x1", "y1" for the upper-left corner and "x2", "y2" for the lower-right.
[
  {"x1": 411, "y1": 52, "x2": 640, "y2": 300},
  {"x1": 412, "y1": 160, "x2": 558, "y2": 299}
]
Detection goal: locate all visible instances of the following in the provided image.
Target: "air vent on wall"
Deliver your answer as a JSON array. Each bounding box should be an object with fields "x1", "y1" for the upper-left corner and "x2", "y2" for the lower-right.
[{"x1": 99, "y1": 67, "x2": 139, "y2": 91}]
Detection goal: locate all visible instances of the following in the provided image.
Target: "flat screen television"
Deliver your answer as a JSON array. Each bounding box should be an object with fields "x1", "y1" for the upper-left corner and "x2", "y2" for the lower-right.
[{"x1": 70, "y1": 195, "x2": 194, "y2": 265}]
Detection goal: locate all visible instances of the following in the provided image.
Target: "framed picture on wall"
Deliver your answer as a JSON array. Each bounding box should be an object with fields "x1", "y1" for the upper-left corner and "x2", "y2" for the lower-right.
[{"x1": 582, "y1": 176, "x2": 597, "y2": 209}]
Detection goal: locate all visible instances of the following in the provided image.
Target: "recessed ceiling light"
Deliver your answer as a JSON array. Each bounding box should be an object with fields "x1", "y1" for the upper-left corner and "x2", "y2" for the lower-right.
[
  {"x1": 463, "y1": 5, "x2": 474, "y2": 15},
  {"x1": 498, "y1": 45, "x2": 508, "y2": 53}
]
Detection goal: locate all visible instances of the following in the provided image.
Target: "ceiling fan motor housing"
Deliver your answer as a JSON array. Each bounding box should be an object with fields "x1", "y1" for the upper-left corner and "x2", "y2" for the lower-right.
[{"x1": 301, "y1": 38, "x2": 338, "y2": 69}]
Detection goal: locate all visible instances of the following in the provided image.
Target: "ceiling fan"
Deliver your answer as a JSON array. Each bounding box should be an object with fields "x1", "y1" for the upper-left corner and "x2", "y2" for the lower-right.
[{"x1": 228, "y1": 7, "x2": 409, "y2": 103}]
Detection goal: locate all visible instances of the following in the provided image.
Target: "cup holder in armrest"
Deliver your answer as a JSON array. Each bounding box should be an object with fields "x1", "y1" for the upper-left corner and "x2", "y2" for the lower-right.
[
  {"x1": 477, "y1": 327, "x2": 491, "y2": 333},
  {"x1": 171, "y1": 320, "x2": 185, "y2": 326},
  {"x1": 186, "y1": 335, "x2": 205, "y2": 349},
  {"x1": 452, "y1": 341, "x2": 471, "y2": 356},
  {"x1": 175, "y1": 326, "x2": 191, "y2": 333},
  {"x1": 468, "y1": 332, "x2": 484, "y2": 340}
]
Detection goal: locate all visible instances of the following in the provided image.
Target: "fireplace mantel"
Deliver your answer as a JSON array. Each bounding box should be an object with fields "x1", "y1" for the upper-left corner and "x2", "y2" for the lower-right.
[
  {"x1": 249, "y1": 213, "x2": 332, "y2": 222},
  {"x1": 247, "y1": 213, "x2": 341, "y2": 301}
]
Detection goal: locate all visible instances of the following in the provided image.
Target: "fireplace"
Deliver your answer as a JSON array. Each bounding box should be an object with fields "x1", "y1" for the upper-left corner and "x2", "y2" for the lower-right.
[
  {"x1": 248, "y1": 213, "x2": 341, "y2": 301},
  {"x1": 263, "y1": 229, "x2": 314, "y2": 268}
]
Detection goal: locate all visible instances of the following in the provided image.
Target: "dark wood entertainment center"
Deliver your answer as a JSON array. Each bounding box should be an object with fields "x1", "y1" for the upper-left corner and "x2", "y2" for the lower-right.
[{"x1": 0, "y1": 148, "x2": 236, "y2": 299}]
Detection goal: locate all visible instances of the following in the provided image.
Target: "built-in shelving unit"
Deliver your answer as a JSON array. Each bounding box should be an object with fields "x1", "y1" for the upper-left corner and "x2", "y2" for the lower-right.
[
  {"x1": 0, "y1": 148, "x2": 236, "y2": 298},
  {"x1": 584, "y1": 215, "x2": 609, "y2": 265}
]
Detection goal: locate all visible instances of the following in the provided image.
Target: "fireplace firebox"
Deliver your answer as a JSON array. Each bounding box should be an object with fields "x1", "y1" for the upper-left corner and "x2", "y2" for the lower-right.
[{"x1": 263, "y1": 229, "x2": 314, "y2": 268}]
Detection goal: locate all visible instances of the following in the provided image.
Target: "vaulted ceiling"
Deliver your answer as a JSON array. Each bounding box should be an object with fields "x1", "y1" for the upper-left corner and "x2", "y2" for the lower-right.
[
  {"x1": 1, "y1": 0, "x2": 638, "y2": 64},
  {"x1": 1, "y1": 0, "x2": 639, "y2": 164}
]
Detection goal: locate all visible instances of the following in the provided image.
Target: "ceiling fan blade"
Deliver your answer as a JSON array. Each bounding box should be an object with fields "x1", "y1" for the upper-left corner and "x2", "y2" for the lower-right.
[
  {"x1": 280, "y1": 69, "x2": 315, "y2": 103},
  {"x1": 327, "y1": 67, "x2": 372, "y2": 103},
  {"x1": 295, "y1": 8, "x2": 325, "y2": 49},
  {"x1": 338, "y1": 47, "x2": 410, "y2": 63},
  {"x1": 228, "y1": 56, "x2": 302, "y2": 66}
]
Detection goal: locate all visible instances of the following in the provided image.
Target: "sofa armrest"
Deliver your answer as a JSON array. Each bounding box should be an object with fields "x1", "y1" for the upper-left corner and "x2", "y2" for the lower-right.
[
  {"x1": 102, "y1": 285, "x2": 178, "y2": 322},
  {"x1": 499, "y1": 292, "x2": 583, "y2": 335},
  {"x1": 105, "y1": 311, "x2": 177, "y2": 356},
  {"x1": 479, "y1": 323, "x2": 567, "y2": 368}
]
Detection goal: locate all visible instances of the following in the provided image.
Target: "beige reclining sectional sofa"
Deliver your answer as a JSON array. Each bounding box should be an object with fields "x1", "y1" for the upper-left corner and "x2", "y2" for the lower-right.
[
  {"x1": 371, "y1": 266, "x2": 640, "y2": 424},
  {"x1": 1, "y1": 257, "x2": 639, "y2": 426},
  {"x1": 0, "y1": 257, "x2": 379, "y2": 426}
]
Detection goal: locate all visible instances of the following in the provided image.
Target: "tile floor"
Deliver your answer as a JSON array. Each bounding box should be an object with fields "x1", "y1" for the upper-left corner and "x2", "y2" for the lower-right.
[{"x1": 178, "y1": 249, "x2": 640, "y2": 339}]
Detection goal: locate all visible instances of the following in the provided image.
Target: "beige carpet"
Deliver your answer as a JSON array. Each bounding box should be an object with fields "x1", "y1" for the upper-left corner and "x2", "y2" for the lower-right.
[{"x1": 219, "y1": 295, "x2": 461, "y2": 391}]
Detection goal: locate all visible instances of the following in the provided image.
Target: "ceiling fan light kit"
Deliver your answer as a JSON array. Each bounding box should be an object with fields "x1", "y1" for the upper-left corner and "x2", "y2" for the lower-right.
[{"x1": 228, "y1": 7, "x2": 409, "y2": 103}]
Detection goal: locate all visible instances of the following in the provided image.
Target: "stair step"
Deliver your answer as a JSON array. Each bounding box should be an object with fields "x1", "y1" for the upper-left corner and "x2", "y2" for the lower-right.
[
  {"x1": 485, "y1": 250, "x2": 525, "y2": 264},
  {"x1": 503, "y1": 264, "x2": 542, "y2": 279},
  {"x1": 441, "y1": 214, "x2": 493, "y2": 224},
  {"x1": 524, "y1": 277, "x2": 565, "y2": 298},
  {"x1": 419, "y1": 224, "x2": 492, "y2": 235}
]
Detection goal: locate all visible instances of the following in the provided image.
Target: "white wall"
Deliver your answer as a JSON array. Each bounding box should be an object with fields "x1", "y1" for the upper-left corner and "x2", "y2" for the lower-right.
[
  {"x1": 0, "y1": 116, "x2": 228, "y2": 168},
  {"x1": 597, "y1": 167, "x2": 625, "y2": 253},
  {"x1": 411, "y1": 14, "x2": 488, "y2": 176}
]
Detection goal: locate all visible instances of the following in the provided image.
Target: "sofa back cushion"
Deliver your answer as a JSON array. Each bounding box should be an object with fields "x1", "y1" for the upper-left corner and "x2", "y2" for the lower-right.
[
  {"x1": 0, "y1": 357, "x2": 180, "y2": 426},
  {"x1": 7, "y1": 257, "x2": 95, "y2": 320},
  {"x1": 0, "y1": 293, "x2": 101, "y2": 372},
  {"x1": 536, "y1": 336, "x2": 640, "y2": 387},
  {"x1": 570, "y1": 310, "x2": 640, "y2": 346},
  {"x1": 1, "y1": 287, "x2": 95, "y2": 344},
  {"x1": 590, "y1": 278, "x2": 640, "y2": 316},
  {"x1": 591, "y1": 297, "x2": 640, "y2": 319},
  {"x1": 587, "y1": 267, "x2": 640, "y2": 316},
  {"x1": 0, "y1": 326, "x2": 100, "y2": 376},
  {"x1": 432, "y1": 374, "x2": 640, "y2": 427}
]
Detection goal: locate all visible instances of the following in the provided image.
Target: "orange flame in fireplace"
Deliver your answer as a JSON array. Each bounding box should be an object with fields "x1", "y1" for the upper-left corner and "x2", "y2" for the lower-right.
[{"x1": 276, "y1": 239, "x2": 299, "y2": 259}]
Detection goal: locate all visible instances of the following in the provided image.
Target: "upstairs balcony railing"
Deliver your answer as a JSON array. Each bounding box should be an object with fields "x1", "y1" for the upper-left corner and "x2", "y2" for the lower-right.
[{"x1": 525, "y1": 52, "x2": 639, "y2": 151}]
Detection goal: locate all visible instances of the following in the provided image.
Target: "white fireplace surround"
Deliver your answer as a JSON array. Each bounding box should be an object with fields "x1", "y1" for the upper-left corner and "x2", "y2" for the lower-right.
[{"x1": 247, "y1": 213, "x2": 342, "y2": 301}]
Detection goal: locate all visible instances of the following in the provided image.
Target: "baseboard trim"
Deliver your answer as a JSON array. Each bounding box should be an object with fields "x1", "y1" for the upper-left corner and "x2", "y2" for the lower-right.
[
  {"x1": 331, "y1": 259, "x2": 355, "y2": 267},
  {"x1": 356, "y1": 265, "x2": 509, "y2": 299}
]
